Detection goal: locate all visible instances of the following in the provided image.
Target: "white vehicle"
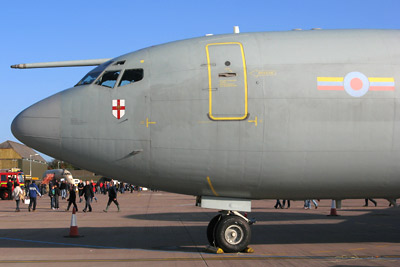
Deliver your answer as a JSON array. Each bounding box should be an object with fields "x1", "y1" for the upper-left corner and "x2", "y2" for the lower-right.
[{"x1": 42, "y1": 169, "x2": 74, "y2": 184}]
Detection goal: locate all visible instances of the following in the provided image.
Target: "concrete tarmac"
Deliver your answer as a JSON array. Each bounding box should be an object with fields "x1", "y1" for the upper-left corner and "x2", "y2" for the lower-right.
[{"x1": 0, "y1": 191, "x2": 399, "y2": 266}]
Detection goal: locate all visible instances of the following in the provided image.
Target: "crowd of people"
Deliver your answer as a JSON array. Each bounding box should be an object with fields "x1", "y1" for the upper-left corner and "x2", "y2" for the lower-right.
[
  {"x1": 11, "y1": 179, "x2": 141, "y2": 213},
  {"x1": 9, "y1": 178, "x2": 396, "y2": 212},
  {"x1": 274, "y1": 198, "x2": 397, "y2": 209},
  {"x1": 274, "y1": 199, "x2": 319, "y2": 209}
]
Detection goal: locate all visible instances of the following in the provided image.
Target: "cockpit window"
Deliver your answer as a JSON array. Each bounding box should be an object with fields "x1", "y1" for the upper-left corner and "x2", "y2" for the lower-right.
[
  {"x1": 113, "y1": 60, "x2": 125, "y2": 66},
  {"x1": 95, "y1": 70, "x2": 121, "y2": 88},
  {"x1": 75, "y1": 61, "x2": 113, "y2": 86},
  {"x1": 118, "y1": 69, "x2": 144, "y2": 87}
]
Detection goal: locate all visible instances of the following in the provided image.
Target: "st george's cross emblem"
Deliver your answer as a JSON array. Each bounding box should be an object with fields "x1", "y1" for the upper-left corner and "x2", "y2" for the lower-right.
[{"x1": 112, "y1": 99, "x2": 125, "y2": 119}]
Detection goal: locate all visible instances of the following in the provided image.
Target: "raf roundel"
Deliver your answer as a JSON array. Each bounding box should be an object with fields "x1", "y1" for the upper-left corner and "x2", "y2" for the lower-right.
[{"x1": 343, "y1": 72, "x2": 370, "y2": 97}]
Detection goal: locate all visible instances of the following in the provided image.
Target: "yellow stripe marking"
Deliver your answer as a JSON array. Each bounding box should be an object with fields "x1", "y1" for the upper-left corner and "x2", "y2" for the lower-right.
[
  {"x1": 318, "y1": 77, "x2": 395, "y2": 83},
  {"x1": 206, "y1": 42, "x2": 248, "y2": 121},
  {"x1": 248, "y1": 116, "x2": 258, "y2": 126},
  {"x1": 317, "y1": 77, "x2": 343, "y2": 82},
  {"x1": 368, "y1": 77, "x2": 394, "y2": 82},
  {"x1": 146, "y1": 118, "x2": 156, "y2": 128},
  {"x1": 206, "y1": 176, "x2": 219, "y2": 197}
]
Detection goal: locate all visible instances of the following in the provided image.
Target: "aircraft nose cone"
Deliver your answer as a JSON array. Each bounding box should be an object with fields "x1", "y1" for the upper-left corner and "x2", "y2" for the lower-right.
[{"x1": 11, "y1": 93, "x2": 62, "y2": 158}]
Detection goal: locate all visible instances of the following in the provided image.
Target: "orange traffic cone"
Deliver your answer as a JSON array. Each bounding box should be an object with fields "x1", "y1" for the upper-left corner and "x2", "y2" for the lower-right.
[
  {"x1": 65, "y1": 207, "x2": 82, "y2": 237},
  {"x1": 328, "y1": 199, "x2": 339, "y2": 216}
]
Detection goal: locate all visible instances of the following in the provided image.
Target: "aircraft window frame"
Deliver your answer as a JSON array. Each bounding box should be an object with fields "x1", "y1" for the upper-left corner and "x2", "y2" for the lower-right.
[
  {"x1": 113, "y1": 60, "x2": 125, "y2": 66},
  {"x1": 118, "y1": 69, "x2": 144, "y2": 87},
  {"x1": 75, "y1": 60, "x2": 113, "y2": 86},
  {"x1": 95, "y1": 70, "x2": 122, "y2": 88}
]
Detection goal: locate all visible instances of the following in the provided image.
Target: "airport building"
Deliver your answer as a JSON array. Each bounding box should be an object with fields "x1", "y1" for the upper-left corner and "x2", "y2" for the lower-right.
[{"x1": 0, "y1": 140, "x2": 47, "y2": 180}]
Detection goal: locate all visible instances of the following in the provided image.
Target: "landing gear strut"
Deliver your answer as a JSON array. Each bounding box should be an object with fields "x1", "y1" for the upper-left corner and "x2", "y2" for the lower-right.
[{"x1": 207, "y1": 211, "x2": 253, "y2": 253}]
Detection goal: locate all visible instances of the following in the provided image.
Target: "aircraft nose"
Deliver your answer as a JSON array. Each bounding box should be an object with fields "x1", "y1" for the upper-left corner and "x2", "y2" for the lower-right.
[{"x1": 11, "y1": 93, "x2": 62, "y2": 158}]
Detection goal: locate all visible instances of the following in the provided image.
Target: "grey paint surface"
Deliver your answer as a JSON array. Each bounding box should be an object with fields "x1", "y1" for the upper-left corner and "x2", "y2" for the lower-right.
[{"x1": 11, "y1": 29, "x2": 400, "y2": 200}]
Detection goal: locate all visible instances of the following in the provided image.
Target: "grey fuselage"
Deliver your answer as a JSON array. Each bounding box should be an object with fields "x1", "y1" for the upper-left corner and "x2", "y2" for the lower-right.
[{"x1": 12, "y1": 29, "x2": 400, "y2": 200}]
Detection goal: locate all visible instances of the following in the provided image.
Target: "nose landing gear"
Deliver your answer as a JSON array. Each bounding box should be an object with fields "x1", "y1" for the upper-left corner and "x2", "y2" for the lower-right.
[{"x1": 207, "y1": 211, "x2": 253, "y2": 253}]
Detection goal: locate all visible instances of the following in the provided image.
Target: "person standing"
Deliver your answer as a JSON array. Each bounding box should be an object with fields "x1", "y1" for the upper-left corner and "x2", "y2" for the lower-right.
[
  {"x1": 12, "y1": 182, "x2": 24, "y2": 212},
  {"x1": 82, "y1": 181, "x2": 94, "y2": 212},
  {"x1": 282, "y1": 199, "x2": 291, "y2": 209},
  {"x1": 99, "y1": 182, "x2": 104, "y2": 194},
  {"x1": 54, "y1": 184, "x2": 60, "y2": 210},
  {"x1": 66, "y1": 184, "x2": 78, "y2": 212},
  {"x1": 49, "y1": 185, "x2": 56, "y2": 209},
  {"x1": 28, "y1": 181, "x2": 41, "y2": 212},
  {"x1": 90, "y1": 180, "x2": 97, "y2": 202},
  {"x1": 60, "y1": 180, "x2": 67, "y2": 200},
  {"x1": 40, "y1": 183, "x2": 46, "y2": 195},
  {"x1": 304, "y1": 199, "x2": 318, "y2": 209},
  {"x1": 78, "y1": 180, "x2": 84, "y2": 203},
  {"x1": 7, "y1": 179, "x2": 13, "y2": 200},
  {"x1": 274, "y1": 199, "x2": 283, "y2": 209},
  {"x1": 96, "y1": 182, "x2": 100, "y2": 195},
  {"x1": 364, "y1": 198, "x2": 377, "y2": 207},
  {"x1": 103, "y1": 180, "x2": 120, "y2": 212},
  {"x1": 120, "y1": 182, "x2": 125, "y2": 194}
]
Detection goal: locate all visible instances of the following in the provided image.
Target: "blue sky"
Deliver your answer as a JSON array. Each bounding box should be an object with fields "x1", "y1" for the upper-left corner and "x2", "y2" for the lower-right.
[{"x1": 2, "y1": 0, "x2": 400, "y2": 161}]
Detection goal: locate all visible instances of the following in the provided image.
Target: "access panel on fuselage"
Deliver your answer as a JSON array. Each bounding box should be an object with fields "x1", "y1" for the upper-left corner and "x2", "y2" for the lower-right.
[{"x1": 206, "y1": 42, "x2": 248, "y2": 120}]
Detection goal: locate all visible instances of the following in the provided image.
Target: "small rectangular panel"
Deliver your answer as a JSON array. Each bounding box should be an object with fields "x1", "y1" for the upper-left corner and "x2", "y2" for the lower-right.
[
  {"x1": 206, "y1": 42, "x2": 248, "y2": 120},
  {"x1": 201, "y1": 196, "x2": 251, "y2": 212}
]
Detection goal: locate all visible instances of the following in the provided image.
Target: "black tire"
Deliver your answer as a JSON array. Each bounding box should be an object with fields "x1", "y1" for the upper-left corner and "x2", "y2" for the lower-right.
[
  {"x1": 207, "y1": 214, "x2": 222, "y2": 246},
  {"x1": 215, "y1": 215, "x2": 251, "y2": 253},
  {"x1": 1, "y1": 190, "x2": 8, "y2": 200}
]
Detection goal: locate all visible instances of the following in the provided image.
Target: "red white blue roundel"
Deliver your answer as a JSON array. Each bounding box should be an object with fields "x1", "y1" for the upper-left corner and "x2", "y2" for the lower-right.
[
  {"x1": 318, "y1": 72, "x2": 395, "y2": 97},
  {"x1": 343, "y1": 72, "x2": 370, "y2": 97},
  {"x1": 112, "y1": 99, "x2": 125, "y2": 119}
]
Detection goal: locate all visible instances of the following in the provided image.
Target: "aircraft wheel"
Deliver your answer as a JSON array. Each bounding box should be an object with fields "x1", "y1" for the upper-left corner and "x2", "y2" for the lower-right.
[
  {"x1": 207, "y1": 214, "x2": 222, "y2": 246},
  {"x1": 215, "y1": 215, "x2": 251, "y2": 253}
]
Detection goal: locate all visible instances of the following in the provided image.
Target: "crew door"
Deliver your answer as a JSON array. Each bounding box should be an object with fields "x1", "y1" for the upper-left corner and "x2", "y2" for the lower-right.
[{"x1": 206, "y1": 42, "x2": 248, "y2": 120}]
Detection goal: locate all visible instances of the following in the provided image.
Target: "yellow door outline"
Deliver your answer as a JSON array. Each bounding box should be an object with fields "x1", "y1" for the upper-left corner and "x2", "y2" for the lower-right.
[{"x1": 206, "y1": 42, "x2": 248, "y2": 121}]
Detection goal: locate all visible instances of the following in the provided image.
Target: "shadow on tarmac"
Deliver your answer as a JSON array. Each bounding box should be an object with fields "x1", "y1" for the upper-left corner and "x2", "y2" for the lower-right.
[{"x1": 0, "y1": 208, "x2": 399, "y2": 252}]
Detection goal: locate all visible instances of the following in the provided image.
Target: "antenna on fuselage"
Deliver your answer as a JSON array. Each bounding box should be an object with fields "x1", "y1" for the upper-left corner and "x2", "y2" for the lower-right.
[{"x1": 10, "y1": 58, "x2": 112, "y2": 69}]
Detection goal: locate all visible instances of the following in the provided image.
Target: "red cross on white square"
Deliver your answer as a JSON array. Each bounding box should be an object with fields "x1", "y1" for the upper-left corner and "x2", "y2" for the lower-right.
[{"x1": 112, "y1": 99, "x2": 125, "y2": 119}]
